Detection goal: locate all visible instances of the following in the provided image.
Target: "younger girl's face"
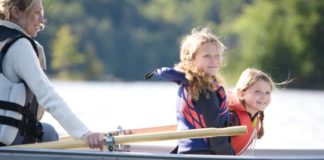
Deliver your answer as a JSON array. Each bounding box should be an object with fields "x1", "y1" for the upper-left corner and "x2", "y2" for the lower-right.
[
  {"x1": 240, "y1": 80, "x2": 272, "y2": 114},
  {"x1": 15, "y1": 0, "x2": 44, "y2": 37},
  {"x1": 193, "y1": 42, "x2": 221, "y2": 76}
]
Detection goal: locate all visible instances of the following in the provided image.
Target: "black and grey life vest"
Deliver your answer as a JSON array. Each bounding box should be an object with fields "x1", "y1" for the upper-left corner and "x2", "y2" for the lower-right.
[{"x1": 0, "y1": 25, "x2": 43, "y2": 146}]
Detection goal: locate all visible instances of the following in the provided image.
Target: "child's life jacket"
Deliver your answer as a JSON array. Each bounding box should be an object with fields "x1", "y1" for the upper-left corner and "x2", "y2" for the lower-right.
[{"x1": 229, "y1": 101, "x2": 261, "y2": 155}]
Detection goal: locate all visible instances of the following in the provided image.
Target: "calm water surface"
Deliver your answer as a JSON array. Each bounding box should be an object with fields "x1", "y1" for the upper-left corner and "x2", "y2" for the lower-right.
[{"x1": 42, "y1": 81, "x2": 324, "y2": 149}]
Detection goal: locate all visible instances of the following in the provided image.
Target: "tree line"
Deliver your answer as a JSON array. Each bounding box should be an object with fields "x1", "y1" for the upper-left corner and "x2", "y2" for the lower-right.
[{"x1": 39, "y1": 0, "x2": 324, "y2": 89}]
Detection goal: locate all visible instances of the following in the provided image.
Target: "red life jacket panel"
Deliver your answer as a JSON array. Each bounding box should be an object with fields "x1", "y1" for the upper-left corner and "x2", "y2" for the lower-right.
[{"x1": 230, "y1": 102, "x2": 260, "y2": 155}]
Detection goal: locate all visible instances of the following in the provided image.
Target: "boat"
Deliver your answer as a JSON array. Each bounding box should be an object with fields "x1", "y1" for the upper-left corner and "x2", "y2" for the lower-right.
[
  {"x1": 1, "y1": 145, "x2": 324, "y2": 160},
  {"x1": 1, "y1": 126, "x2": 323, "y2": 159}
]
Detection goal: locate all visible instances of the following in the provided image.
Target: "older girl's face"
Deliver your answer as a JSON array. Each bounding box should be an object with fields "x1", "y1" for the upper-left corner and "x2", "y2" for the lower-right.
[
  {"x1": 193, "y1": 42, "x2": 222, "y2": 76},
  {"x1": 15, "y1": 0, "x2": 44, "y2": 37}
]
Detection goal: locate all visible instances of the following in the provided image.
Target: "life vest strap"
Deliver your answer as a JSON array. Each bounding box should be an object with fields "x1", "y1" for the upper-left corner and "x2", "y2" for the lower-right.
[
  {"x1": 0, "y1": 115, "x2": 43, "y2": 140},
  {"x1": 228, "y1": 111, "x2": 240, "y2": 127},
  {"x1": 0, "y1": 115, "x2": 20, "y2": 127},
  {"x1": 0, "y1": 101, "x2": 24, "y2": 113},
  {"x1": 0, "y1": 101, "x2": 38, "y2": 130}
]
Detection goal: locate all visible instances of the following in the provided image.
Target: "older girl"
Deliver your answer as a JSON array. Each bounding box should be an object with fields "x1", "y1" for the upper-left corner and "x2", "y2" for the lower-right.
[{"x1": 146, "y1": 27, "x2": 233, "y2": 155}]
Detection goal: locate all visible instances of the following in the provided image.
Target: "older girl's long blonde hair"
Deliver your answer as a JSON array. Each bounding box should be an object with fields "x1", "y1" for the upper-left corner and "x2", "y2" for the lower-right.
[{"x1": 175, "y1": 27, "x2": 226, "y2": 101}]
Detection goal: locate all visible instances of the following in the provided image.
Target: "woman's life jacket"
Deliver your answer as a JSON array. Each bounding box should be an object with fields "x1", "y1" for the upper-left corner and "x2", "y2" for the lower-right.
[
  {"x1": 229, "y1": 101, "x2": 261, "y2": 155},
  {"x1": 145, "y1": 67, "x2": 233, "y2": 155},
  {"x1": 0, "y1": 25, "x2": 43, "y2": 146}
]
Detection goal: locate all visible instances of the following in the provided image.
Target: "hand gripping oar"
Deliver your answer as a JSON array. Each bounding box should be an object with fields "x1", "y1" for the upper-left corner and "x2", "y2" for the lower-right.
[{"x1": 11, "y1": 126, "x2": 247, "y2": 150}]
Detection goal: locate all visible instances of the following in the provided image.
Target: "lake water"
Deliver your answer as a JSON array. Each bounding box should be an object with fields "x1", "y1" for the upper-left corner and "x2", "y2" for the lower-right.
[{"x1": 42, "y1": 81, "x2": 324, "y2": 149}]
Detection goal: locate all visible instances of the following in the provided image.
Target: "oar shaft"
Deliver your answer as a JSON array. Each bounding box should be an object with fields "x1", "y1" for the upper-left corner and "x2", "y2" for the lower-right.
[
  {"x1": 59, "y1": 124, "x2": 177, "y2": 141},
  {"x1": 114, "y1": 126, "x2": 246, "y2": 144},
  {"x1": 12, "y1": 126, "x2": 247, "y2": 149}
]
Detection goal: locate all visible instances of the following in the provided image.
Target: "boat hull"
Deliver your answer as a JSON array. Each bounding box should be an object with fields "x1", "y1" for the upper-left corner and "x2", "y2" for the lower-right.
[{"x1": 1, "y1": 146, "x2": 324, "y2": 160}]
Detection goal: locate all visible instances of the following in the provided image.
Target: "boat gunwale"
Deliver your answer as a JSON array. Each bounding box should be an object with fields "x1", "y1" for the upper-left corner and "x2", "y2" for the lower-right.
[{"x1": 1, "y1": 147, "x2": 324, "y2": 160}]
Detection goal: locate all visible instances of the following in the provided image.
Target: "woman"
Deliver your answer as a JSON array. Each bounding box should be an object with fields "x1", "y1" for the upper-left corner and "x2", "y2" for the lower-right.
[{"x1": 0, "y1": 0, "x2": 103, "y2": 149}]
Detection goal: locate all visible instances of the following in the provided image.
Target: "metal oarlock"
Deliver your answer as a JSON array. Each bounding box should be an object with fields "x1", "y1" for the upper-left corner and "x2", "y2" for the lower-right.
[
  {"x1": 104, "y1": 126, "x2": 130, "y2": 152},
  {"x1": 104, "y1": 132, "x2": 115, "y2": 152}
]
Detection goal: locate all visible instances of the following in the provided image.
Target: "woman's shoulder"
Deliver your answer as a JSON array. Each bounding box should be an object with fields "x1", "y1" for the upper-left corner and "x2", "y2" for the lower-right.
[{"x1": 8, "y1": 37, "x2": 37, "y2": 55}]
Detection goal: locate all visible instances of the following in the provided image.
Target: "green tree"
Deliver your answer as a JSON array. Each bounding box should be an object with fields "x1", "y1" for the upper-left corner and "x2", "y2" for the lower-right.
[
  {"x1": 82, "y1": 43, "x2": 105, "y2": 80},
  {"x1": 223, "y1": 0, "x2": 323, "y2": 89},
  {"x1": 51, "y1": 25, "x2": 85, "y2": 80}
]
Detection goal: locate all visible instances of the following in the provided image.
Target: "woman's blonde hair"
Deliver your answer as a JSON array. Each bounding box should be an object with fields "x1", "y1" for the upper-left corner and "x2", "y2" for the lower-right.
[
  {"x1": 175, "y1": 27, "x2": 226, "y2": 101},
  {"x1": 0, "y1": 0, "x2": 35, "y2": 20}
]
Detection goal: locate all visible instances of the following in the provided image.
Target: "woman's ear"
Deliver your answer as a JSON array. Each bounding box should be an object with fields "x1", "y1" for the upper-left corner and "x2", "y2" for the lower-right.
[{"x1": 10, "y1": 6, "x2": 20, "y2": 20}]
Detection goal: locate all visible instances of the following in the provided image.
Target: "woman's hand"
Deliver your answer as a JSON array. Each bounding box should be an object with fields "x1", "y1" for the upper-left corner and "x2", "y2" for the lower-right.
[{"x1": 81, "y1": 132, "x2": 105, "y2": 151}]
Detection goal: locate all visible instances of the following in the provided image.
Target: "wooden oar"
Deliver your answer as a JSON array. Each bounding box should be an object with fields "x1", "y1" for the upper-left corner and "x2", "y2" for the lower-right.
[
  {"x1": 12, "y1": 126, "x2": 246, "y2": 149},
  {"x1": 59, "y1": 124, "x2": 177, "y2": 141}
]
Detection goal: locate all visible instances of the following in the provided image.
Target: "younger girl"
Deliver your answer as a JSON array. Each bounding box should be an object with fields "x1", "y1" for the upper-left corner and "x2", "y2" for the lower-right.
[
  {"x1": 145, "y1": 27, "x2": 233, "y2": 155},
  {"x1": 228, "y1": 68, "x2": 275, "y2": 155}
]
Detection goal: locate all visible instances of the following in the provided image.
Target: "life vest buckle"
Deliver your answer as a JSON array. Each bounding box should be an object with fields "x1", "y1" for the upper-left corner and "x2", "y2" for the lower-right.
[
  {"x1": 105, "y1": 132, "x2": 115, "y2": 151},
  {"x1": 35, "y1": 122, "x2": 44, "y2": 142}
]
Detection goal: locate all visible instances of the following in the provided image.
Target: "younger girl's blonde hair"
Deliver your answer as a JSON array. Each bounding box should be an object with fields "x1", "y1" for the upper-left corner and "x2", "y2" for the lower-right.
[
  {"x1": 175, "y1": 27, "x2": 226, "y2": 101},
  {"x1": 235, "y1": 68, "x2": 275, "y2": 94}
]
